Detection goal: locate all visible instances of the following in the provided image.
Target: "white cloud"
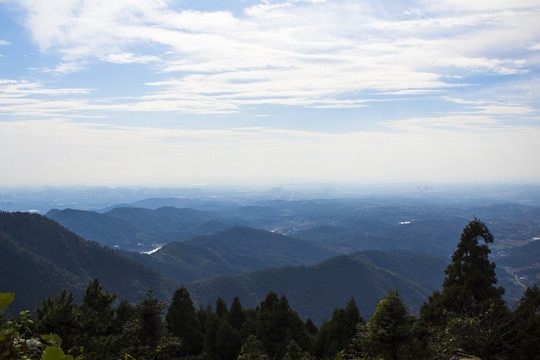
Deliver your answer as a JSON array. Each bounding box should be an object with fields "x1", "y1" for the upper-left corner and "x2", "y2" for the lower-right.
[
  {"x1": 6, "y1": 0, "x2": 539, "y2": 114},
  {"x1": 0, "y1": 40, "x2": 9, "y2": 45},
  {"x1": 102, "y1": 52, "x2": 161, "y2": 64}
]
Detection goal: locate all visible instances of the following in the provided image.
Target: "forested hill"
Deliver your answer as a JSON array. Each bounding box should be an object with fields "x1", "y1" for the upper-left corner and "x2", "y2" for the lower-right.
[
  {"x1": 126, "y1": 226, "x2": 336, "y2": 283},
  {"x1": 0, "y1": 211, "x2": 177, "y2": 314},
  {"x1": 188, "y1": 251, "x2": 448, "y2": 324},
  {"x1": 46, "y1": 206, "x2": 239, "y2": 250}
]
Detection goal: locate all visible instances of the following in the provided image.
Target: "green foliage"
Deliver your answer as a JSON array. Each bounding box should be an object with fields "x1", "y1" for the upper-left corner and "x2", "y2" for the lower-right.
[
  {"x1": 0, "y1": 293, "x2": 15, "y2": 310},
  {"x1": 314, "y1": 298, "x2": 363, "y2": 359},
  {"x1": 215, "y1": 320, "x2": 241, "y2": 360},
  {"x1": 255, "y1": 292, "x2": 311, "y2": 360},
  {"x1": 41, "y1": 345, "x2": 83, "y2": 360},
  {"x1": 36, "y1": 290, "x2": 79, "y2": 352},
  {"x1": 76, "y1": 279, "x2": 120, "y2": 359},
  {"x1": 166, "y1": 286, "x2": 203, "y2": 356},
  {"x1": 237, "y1": 335, "x2": 269, "y2": 360},
  {"x1": 1, "y1": 292, "x2": 81, "y2": 360},
  {"x1": 228, "y1": 297, "x2": 245, "y2": 332},
  {"x1": 426, "y1": 303, "x2": 515, "y2": 360},
  {"x1": 282, "y1": 340, "x2": 314, "y2": 360},
  {"x1": 0, "y1": 211, "x2": 175, "y2": 316},
  {"x1": 512, "y1": 285, "x2": 540, "y2": 359},
  {"x1": 418, "y1": 219, "x2": 521, "y2": 360},
  {"x1": 356, "y1": 288, "x2": 415, "y2": 360},
  {"x1": 123, "y1": 287, "x2": 182, "y2": 360},
  {"x1": 215, "y1": 297, "x2": 228, "y2": 318},
  {"x1": 421, "y1": 218, "x2": 505, "y2": 326}
]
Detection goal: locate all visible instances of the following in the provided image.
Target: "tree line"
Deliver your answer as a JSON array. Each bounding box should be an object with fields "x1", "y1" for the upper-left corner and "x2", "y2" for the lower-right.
[{"x1": 1, "y1": 218, "x2": 539, "y2": 360}]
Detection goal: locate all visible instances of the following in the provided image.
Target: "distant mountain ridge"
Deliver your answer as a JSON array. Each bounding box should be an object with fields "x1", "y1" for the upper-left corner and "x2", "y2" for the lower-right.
[
  {"x1": 46, "y1": 206, "x2": 245, "y2": 251},
  {"x1": 187, "y1": 250, "x2": 448, "y2": 324},
  {"x1": 126, "y1": 226, "x2": 337, "y2": 283}
]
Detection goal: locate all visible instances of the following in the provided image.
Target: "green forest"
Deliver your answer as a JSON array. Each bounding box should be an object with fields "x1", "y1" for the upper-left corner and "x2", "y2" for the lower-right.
[{"x1": 1, "y1": 219, "x2": 539, "y2": 360}]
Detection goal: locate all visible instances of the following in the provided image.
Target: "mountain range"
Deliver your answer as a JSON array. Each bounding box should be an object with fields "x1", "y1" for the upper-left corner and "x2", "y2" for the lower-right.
[
  {"x1": 187, "y1": 251, "x2": 448, "y2": 323},
  {"x1": 125, "y1": 226, "x2": 336, "y2": 283},
  {"x1": 1, "y1": 206, "x2": 530, "y2": 322}
]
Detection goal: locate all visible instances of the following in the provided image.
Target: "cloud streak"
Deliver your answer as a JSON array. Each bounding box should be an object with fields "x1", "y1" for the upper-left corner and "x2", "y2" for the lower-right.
[
  {"x1": 6, "y1": 0, "x2": 539, "y2": 114},
  {"x1": 1, "y1": 0, "x2": 539, "y2": 185}
]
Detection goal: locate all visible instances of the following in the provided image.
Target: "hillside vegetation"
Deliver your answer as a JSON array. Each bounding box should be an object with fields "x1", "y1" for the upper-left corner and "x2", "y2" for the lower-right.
[
  {"x1": 0, "y1": 211, "x2": 176, "y2": 314},
  {"x1": 1, "y1": 218, "x2": 539, "y2": 360}
]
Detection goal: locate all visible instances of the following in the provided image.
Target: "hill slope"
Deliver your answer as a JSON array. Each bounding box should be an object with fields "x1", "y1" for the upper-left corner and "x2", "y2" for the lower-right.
[
  {"x1": 127, "y1": 226, "x2": 337, "y2": 283},
  {"x1": 0, "y1": 211, "x2": 176, "y2": 314},
  {"x1": 187, "y1": 251, "x2": 448, "y2": 324},
  {"x1": 46, "y1": 206, "x2": 244, "y2": 250}
]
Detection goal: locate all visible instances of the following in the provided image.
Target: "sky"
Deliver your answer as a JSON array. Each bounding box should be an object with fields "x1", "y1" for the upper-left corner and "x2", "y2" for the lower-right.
[{"x1": 1, "y1": 0, "x2": 540, "y2": 187}]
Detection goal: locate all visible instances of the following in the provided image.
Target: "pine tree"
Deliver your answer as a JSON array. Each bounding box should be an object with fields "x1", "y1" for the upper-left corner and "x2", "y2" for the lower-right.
[
  {"x1": 36, "y1": 289, "x2": 79, "y2": 351},
  {"x1": 123, "y1": 287, "x2": 181, "y2": 359},
  {"x1": 228, "y1": 296, "x2": 245, "y2": 331},
  {"x1": 314, "y1": 298, "x2": 363, "y2": 359},
  {"x1": 421, "y1": 218, "x2": 504, "y2": 322},
  {"x1": 419, "y1": 218, "x2": 510, "y2": 360},
  {"x1": 237, "y1": 335, "x2": 269, "y2": 360},
  {"x1": 356, "y1": 288, "x2": 414, "y2": 360},
  {"x1": 256, "y1": 292, "x2": 311, "y2": 359},
  {"x1": 215, "y1": 297, "x2": 228, "y2": 318},
  {"x1": 77, "y1": 278, "x2": 118, "y2": 359},
  {"x1": 215, "y1": 319, "x2": 241, "y2": 360},
  {"x1": 513, "y1": 285, "x2": 540, "y2": 359},
  {"x1": 165, "y1": 286, "x2": 202, "y2": 356}
]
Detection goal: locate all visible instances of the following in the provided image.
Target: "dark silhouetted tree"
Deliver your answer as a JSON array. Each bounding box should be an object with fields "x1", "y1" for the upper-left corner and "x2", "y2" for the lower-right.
[
  {"x1": 513, "y1": 285, "x2": 540, "y2": 359},
  {"x1": 123, "y1": 287, "x2": 181, "y2": 359},
  {"x1": 77, "y1": 278, "x2": 118, "y2": 359},
  {"x1": 36, "y1": 289, "x2": 79, "y2": 351},
  {"x1": 314, "y1": 298, "x2": 363, "y2": 359},
  {"x1": 165, "y1": 286, "x2": 202, "y2": 356},
  {"x1": 421, "y1": 218, "x2": 504, "y2": 323},
  {"x1": 228, "y1": 296, "x2": 245, "y2": 331}
]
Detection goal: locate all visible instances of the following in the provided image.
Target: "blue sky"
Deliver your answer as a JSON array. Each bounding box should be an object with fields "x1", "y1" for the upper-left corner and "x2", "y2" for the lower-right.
[{"x1": 1, "y1": 0, "x2": 539, "y2": 187}]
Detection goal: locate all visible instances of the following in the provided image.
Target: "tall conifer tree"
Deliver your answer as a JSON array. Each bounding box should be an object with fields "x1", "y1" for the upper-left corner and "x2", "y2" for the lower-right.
[
  {"x1": 165, "y1": 286, "x2": 202, "y2": 356},
  {"x1": 421, "y1": 218, "x2": 504, "y2": 322}
]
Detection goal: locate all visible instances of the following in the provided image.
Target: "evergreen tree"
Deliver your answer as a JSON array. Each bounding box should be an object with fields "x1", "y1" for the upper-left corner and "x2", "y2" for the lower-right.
[
  {"x1": 113, "y1": 299, "x2": 135, "y2": 333},
  {"x1": 215, "y1": 297, "x2": 228, "y2": 318},
  {"x1": 165, "y1": 286, "x2": 203, "y2": 356},
  {"x1": 228, "y1": 296, "x2": 245, "y2": 331},
  {"x1": 77, "y1": 278, "x2": 118, "y2": 359},
  {"x1": 282, "y1": 340, "x2": 314, "y2": 360},
  {"x1": 356, "y1": 288, "x2": 415, "y2": 360},
  {"x1": 36, "y1": 289, "x2": 79, "y2": 351},
  {"x1": 513, "y1": 285, "x2": 540, "y2": 359},
  {"x1": 215, "y1": 319, "x2": 241, "y2": 360},
  {"x1": 240, "y1": 308, "x2": 258, "y2": 342},
  {"x1": 202, "y1": 313, "x2": 221, "y2": 359},
  {"x1": 419, "y1": 219, "x2": 511, "y2": 360},
  {"x1": 123, "y1": 287, "x2": 181, "y2": 359},
  {"x1": 421, "y1": 218, "x2": 504, "y2": 323},
  {"x1": 314, "y1": 298, "x2": 363, "y2": 359},
  {"x1": 237, "y1": 335, "x2": 269, "y2": 360},
  {"x1": 256, "y1": 292, "x2": 310, "y2": 360},
  {"x1": 305, "y1": 318, "x2": 318, "y2": 336}
]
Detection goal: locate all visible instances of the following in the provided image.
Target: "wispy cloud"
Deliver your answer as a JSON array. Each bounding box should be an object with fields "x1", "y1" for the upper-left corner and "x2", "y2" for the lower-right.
[
  {"x1": 6, "y1": 0, "x2": 539, "y2": 114},
  {"x1": 1, "y1": 0, "x2": 539, "y2": 185}
]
